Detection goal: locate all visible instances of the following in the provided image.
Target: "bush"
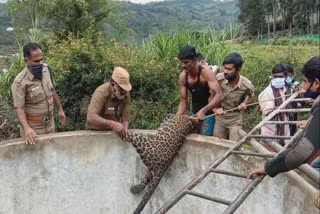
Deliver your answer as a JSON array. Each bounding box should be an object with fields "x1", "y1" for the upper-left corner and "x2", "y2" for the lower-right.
[
  {"x1": 1, "y1": 28, "x2": 318, "y2": 138},
  {"x1": 45, "y1": 28, "x2": 235, "y2": 131},
  {"x1": 274, "y1": 38, "x2": 290, "y2": 46},
  {"x1": 45, "y1": 31, "x2": 108, "y2": 130},
  {"x1": 0, "y1": 45, "x2": 24, "y2": 104}
]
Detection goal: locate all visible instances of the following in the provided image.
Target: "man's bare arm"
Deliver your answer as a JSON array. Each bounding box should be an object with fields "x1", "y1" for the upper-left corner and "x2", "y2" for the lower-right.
[
  {"x1": 238, "y1": 91, "x2": 254, "y2": 111},
  {"x1": 198, "y1": 65, "x2": 224, "y2": 115},
  {"x1": 53, "y1": 92, "x2": 66, "y2": 126},
  {"x1": 122, "y1": 120, "x2": 129, "y2": 130},
  {"x1": 244, "y1": 92, "x2": 254, "y2": 105},
  {"x1": 177, "y1": 72, "x2": 188, "y2": 115},
  {"x1": 87, "y1": 112, "x2": 116, "y2": 129},
  {"x1": 16, "y1": 107, "x2": 38, "y2": 144}
]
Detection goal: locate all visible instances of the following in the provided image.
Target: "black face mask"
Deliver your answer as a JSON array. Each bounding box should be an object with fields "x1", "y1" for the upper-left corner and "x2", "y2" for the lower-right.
[
  {"x1": 225, "y1": 73, "x2": 237, "y2": 82},
  {"x1": 306, "y1": 81, "x2": 319, "y2": 99},
  {"x1": 27, "y1": 64, "x2": 43, "y2": 79}
]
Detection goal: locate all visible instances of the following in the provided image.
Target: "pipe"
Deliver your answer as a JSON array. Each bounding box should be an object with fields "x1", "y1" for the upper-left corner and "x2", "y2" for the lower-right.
[{"x1": 238, "y1": 130, "x2": 318, "y2": 198}]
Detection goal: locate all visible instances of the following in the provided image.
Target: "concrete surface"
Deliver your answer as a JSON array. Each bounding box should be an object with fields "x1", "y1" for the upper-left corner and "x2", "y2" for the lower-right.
[{"x1": 0, "y1": 130, "x2": 318, "y2": 214}]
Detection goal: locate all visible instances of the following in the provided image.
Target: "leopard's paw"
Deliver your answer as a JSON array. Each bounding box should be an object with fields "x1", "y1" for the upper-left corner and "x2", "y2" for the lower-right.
[{"x1": 130, "y1": 184, "x2": 145, "y2": 194}]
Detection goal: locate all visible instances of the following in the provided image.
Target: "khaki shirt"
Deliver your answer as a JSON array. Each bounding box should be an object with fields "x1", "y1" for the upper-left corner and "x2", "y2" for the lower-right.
[
  {"x1": 216, "y1": 73, "x2": 254, "y2": 110},
  {"x1": 12, "y1": 64, "x2": 55, "y2": 116},
  {"x1": 87, "y1": 82, "x2": 131, "y2": 130},
  {"x1": 209, "y1": 65, "x2": 224, "y2": 76}
]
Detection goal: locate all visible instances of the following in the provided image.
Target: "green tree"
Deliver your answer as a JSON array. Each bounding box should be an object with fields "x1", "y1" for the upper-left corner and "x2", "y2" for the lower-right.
[
  {"x1": 7, "y1": 0, "x2": 128, "y2": 40},
  {"x1": 44, "y1": 0, "x2": 128, "y2": 36},
  {"x1": 263, "y1": 0, "x2": 273, "y2": 38},
  {"x1": 7, "y1": 0, "x2": 46, "y2": 42},
  {"x1": 237, "y1": 0, "x2": 265, "y2": 38}
]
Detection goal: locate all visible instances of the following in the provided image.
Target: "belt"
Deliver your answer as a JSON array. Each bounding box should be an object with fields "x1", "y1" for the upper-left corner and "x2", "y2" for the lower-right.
[{"x1": 26, "y1": 113, "x2": 53, "y2": 122}]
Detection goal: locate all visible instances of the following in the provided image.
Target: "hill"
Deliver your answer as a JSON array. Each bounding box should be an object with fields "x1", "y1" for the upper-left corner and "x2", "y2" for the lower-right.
[
  {"x1": 124, "y1": 0, "x2": 238, "y2": 39},
  {"x1": 0, "y1": 0, "x2": 238, "y2": 45}
]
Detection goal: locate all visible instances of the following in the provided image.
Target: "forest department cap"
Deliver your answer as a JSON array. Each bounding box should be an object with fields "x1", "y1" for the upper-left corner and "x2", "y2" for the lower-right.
[{"x1": 112, "y1": 67, "x2": 132, "y2": 91}]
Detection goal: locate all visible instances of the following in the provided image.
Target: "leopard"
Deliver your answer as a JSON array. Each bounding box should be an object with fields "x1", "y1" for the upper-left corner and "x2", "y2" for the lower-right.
[{"x1": 125, "y1": 114, "x2": 196, "y2": 214}]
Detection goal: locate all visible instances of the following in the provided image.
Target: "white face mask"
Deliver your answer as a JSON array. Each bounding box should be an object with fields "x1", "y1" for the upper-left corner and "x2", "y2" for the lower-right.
[
  {"x1": 271, "y1": 78, "x2": 285, "y2": 89},
  {"x1": 111, "y1": 83, "x2": 126, "y2": 100}
]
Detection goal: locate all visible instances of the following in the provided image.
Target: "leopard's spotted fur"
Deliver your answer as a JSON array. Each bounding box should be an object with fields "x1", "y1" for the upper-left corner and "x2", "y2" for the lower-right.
[{"x1": 126, "y1": 114, "x2": 196, "y2": 214}]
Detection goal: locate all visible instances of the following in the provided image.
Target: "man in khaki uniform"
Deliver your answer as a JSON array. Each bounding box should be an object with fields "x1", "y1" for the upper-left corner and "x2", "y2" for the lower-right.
[
  {"x1": 86, "y1": 67, "x2": 131, "y2": 140},
  {"x1": 12, "y1": 42, "x2": 66, "y2": 145},
  {"x1": 213, "y1": 53, "x2": 254, "y2": 141}
]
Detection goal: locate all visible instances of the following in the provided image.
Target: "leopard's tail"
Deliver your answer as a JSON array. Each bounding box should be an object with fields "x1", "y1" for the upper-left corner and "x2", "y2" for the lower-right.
[{"x1": 133, "y1": 170, "x2": 163, "y2": 214}]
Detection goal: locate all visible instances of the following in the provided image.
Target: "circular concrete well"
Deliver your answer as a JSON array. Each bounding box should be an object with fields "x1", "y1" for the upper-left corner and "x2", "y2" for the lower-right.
[{"x1": 0, "y1": 131, "x2": 317, "y2": 214}]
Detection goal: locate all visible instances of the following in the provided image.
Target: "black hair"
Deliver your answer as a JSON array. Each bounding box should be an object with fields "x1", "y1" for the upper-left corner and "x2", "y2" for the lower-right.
[
  {"x1": 178, "y1": 45, "x2": 197, "y2": 60},
  {"x1": 286, "y1": 65, "x2": 294, "y2": 74},
  {"x1": 23, "y1": 42, "x2": 42, "y2": 58},
  {"x1": 196, "y1": 52, "x2": 205, "y2": 61},
  {"x1": 272, "y1": 64, "x2": 287, "y2": 74},
  {"x1": 301, "y1": 56, "x2": 320, "y2": 82},
  {"x1": 223, "y1": 53, "x2": 243, "y2": 71}
]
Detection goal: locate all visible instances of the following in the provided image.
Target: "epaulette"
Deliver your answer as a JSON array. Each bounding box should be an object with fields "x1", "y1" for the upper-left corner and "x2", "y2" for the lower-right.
[
  {"x1": 101, "y1": 83, "x2": 111, "y2": 97},
  {"x1": 241, "y1": 76, "x2": 254, "y2": 89},
  {"x1": 216, "y1": 73, "x2": 225, "y2": 81},
  {"x1": 14, "y1": 70, "x2": 27, "y2": 83}
]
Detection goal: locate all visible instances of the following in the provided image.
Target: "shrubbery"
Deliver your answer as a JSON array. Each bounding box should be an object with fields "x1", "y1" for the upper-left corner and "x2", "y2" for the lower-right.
[
  {"x1": 43, "y1": 29, "x2": 236, "y2": 131},
  {"x1": 0, "y1": 28, "x2": 318, "y2": 140}
]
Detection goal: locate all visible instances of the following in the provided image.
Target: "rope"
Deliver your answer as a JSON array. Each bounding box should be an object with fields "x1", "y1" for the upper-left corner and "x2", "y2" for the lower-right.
[{"x1": 189, "y1": 89, "x2": 306, "y2": 120}]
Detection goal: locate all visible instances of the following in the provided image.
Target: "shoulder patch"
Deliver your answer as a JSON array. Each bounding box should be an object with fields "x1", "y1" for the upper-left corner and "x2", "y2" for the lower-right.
[
  {"x1": 241, "y1": 76, "x2": 254, "y2": 89},
  {"x1": 216, "y1": 73, "x2": 225, "y2": 81},
  {"x1": 14, "y1": 70, "x2": 27, "y2": 83},
  {"x1": 100, "y1": 83, "x2": 111, "y2": 97}
]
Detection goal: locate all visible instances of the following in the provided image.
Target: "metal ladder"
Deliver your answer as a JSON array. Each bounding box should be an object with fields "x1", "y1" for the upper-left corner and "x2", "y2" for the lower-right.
[{"x1": 155, "y1": 93, "x2": 312, "y2": 214}]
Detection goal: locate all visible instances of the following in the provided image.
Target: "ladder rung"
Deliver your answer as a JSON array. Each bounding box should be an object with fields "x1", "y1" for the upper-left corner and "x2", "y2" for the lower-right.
[
  {"x1": 211, "y1": 169, "x2": 248, "y2": 179},
  {"x1": 187, "y1": 190, "x2": 232, "y2": 205},
  {"x1": 291, "y1": 98, "x2": 311, "y2": 102},
  {"x1": 155, "y1": 93, "x2": 301, "y2": 214},
  {"x1": 223, "y1": 176, "x2": 265, "y2": 214},
  {"x1": 247, "y1": 135, "x2": 291, "y2": 140},
  {"x1": 263, "y1": 121, "x2": 298, "y2": 125},
  {"x1": 231, "y1": 150, "x2": 275, "y2": 158},
  {"x1": 277, "y1": 108, "x2": 311, "y2": 113}
]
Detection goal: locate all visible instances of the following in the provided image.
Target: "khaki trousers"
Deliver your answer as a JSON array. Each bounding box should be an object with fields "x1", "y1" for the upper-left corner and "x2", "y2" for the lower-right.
[{"x1": 213, "y1": 112, "x2": 242, "y2": 142}]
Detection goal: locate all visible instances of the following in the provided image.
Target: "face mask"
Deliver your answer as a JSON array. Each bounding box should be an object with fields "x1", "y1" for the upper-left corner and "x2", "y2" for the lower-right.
[
  {"x1": 306, "y1": 90, "x2": 319, "y2": 99},
  {"x1": 306, "y1": 81, "x2": 319, "y2": 99},
  {"x1": 111, "y1": 83, "x2": 126, "y2": 100},
  {"x1": 285, "y1": 76, "x2": 292, "y2": 84},
  {"x1": 271, "y1": 78, "x2": 285, "y2": 89},
  {"x1": 225, "y1": 73, "x2": 237, "y2": 82},
  {"x1": 27, "y1": 64, "x2": 43, "y2": 79}
]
